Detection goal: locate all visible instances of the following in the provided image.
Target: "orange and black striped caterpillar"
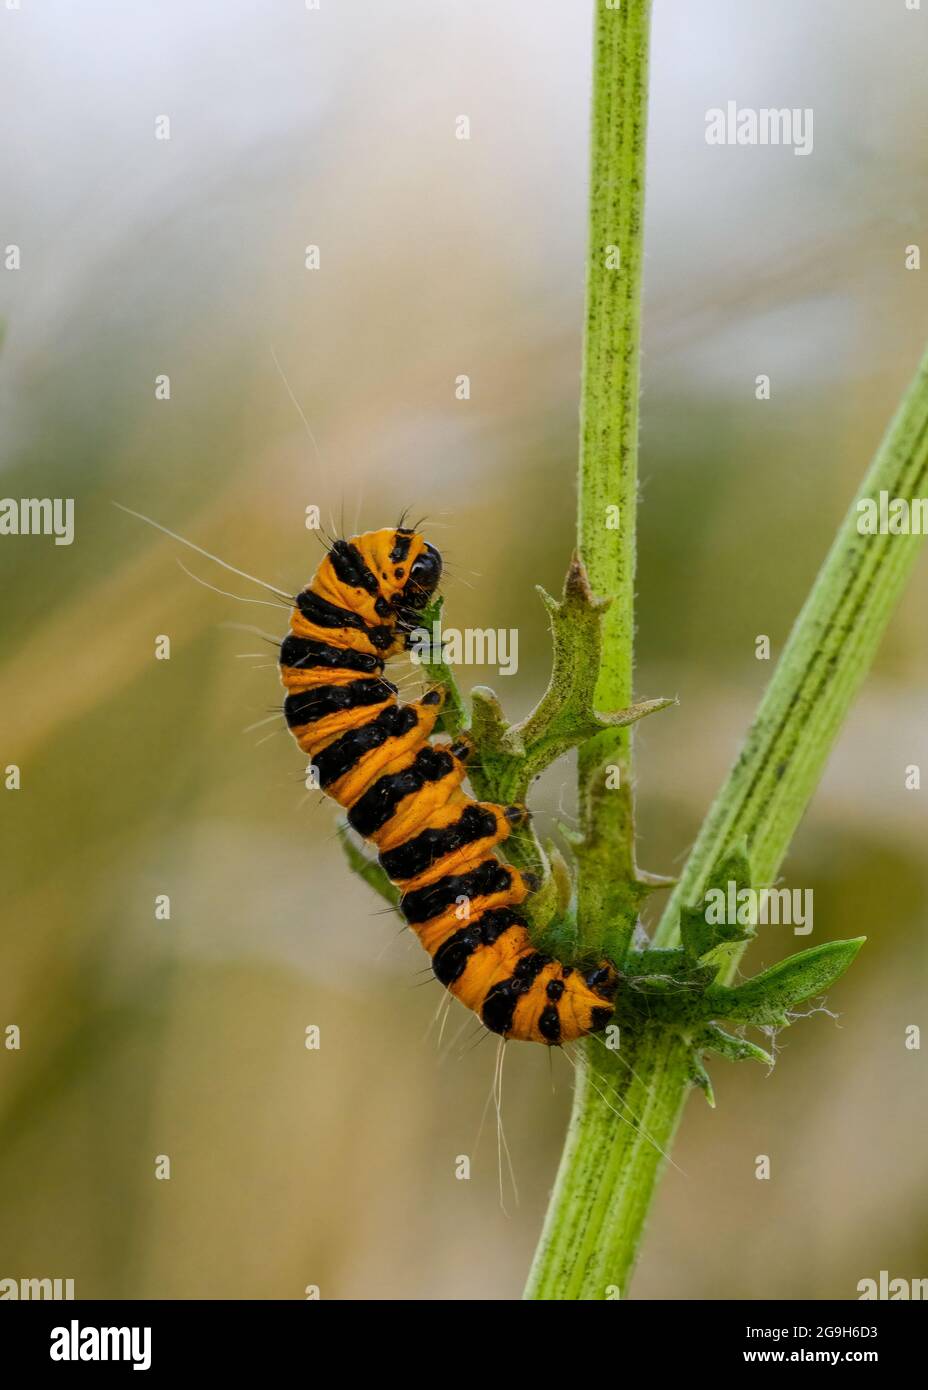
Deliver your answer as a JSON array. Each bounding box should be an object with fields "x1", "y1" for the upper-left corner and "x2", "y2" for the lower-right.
[{"x1": 280, "y1": 526, "x2": 619, "y2": 1045}]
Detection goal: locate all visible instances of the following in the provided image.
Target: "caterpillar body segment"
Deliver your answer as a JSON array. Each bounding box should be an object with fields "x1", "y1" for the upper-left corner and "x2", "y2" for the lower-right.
[{"x1": 280, "y1": 526, "x2": 618, "y2": 1045}]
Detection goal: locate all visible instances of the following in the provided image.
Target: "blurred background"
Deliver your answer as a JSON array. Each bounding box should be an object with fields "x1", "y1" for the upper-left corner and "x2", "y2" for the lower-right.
[{"x1": 1, "y1": 0, "x2": 926, "y2": 1300}]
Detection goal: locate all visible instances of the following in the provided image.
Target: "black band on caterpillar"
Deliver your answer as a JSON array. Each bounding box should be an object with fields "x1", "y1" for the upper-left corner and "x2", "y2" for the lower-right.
[
  {"x1": 378, "y1": 804, "x2": 498, "y2": 881},
  {"x1": 280, "y1": 634, "x2": 384, "y2": 675},
  {"x1": 347, "y1": 747, "x2": 455, "y2": 837}
]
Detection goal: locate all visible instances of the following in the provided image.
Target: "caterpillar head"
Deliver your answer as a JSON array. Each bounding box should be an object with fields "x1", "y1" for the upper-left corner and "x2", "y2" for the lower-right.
[{"x1": 348, "y1": 527, "x2": 443, "y2": 614}]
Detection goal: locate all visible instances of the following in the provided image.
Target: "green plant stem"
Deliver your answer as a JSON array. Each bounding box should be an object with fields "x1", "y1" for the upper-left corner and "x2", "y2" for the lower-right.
[
  {"x1": 528, "y1": 1023, "x2": 689, "y2": 1300},
  {"x1": 574, "y1": 0, "x2": 652, "y2": 961},
  {"x1": 527, "y1": 345, "x2": 928, "y2": 1300},
  {"x1": 526, "y1": 0, "x2": 928, "y2": 1298},
  {"x1": 654, "y1": 353, "x2": 928, "y2": 959},
  {"x1": 576, "y1": 0, "x2": 650, "y2": 716}
]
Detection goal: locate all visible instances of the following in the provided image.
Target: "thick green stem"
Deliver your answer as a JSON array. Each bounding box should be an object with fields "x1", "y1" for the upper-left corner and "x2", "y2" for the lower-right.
[
  {"x1": 527, "y1": 345, "x2": 928, "y2": 1300},
  {"x1": 576, "y1": 0, "x2": 650, "y2": 711},
  {"x1": 575, "y1": 0, "x2": 652, "y2": 961},
  {"x1": 527, "y1": 1025, "x2": 689, "y2": 1300},
  {"x1": 525, "y1": 0, "x2": 656, "y2": 1301}
]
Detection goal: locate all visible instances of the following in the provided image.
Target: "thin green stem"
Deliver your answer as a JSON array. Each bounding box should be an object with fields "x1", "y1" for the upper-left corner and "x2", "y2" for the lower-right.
[{"x1": 655, "y1": 353, "x2": 928, "y2": 957}]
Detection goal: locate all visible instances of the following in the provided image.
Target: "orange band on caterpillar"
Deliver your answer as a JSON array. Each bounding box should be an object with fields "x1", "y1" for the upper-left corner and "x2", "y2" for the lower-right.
[{"x1": 279, "y1": 526, "x2": 618, "y2": 1045}]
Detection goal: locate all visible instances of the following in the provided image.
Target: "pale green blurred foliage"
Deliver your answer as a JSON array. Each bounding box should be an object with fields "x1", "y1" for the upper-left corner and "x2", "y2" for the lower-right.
[{"x1": 0, "y1": 0, "x2": 926, "y2": 1299}]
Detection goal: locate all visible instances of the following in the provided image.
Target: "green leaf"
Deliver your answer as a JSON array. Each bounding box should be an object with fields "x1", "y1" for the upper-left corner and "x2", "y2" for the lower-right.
[
  {"x1": 468, "y1": 561, "x2": 673, "y2": 813},
  {"x1": 695, "y1": 1023, "x2": 773, "y2": 1067},
  {"x1": 703, "y1": 938, "x2": 866, "y2": 1027},
  {"x1": 687, "y1": 1052, "x2": 716, "y2": 1107},
  {"x1": 686, "y1": 1024, "x2": 773, "y2": 1107},
  {"x1": 463, "y1": 564, "x2": 672, "y2": 952},
  {"x1": 507, "y1": 557, "x2": 674, "y2": 768}
]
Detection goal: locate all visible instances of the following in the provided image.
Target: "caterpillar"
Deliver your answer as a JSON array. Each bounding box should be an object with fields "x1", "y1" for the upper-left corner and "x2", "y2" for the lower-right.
[{"x1": 279, "y1": 525, "x2": 619, "y2": 1045}]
